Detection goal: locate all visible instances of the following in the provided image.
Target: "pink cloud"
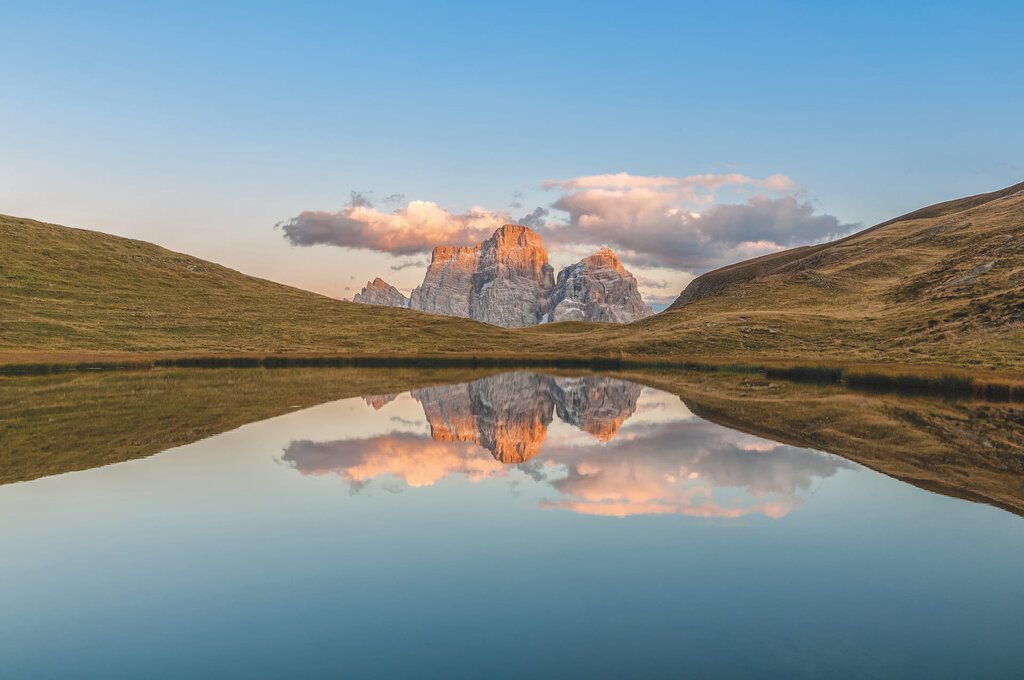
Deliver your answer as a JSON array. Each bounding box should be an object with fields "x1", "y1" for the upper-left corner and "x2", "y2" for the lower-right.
[
  {"x1": 279, "y1": 199, "x2": 508, "y2": 255},
  {"x1": 279, "y1": 173, "x2": 854, "y2": 272}
]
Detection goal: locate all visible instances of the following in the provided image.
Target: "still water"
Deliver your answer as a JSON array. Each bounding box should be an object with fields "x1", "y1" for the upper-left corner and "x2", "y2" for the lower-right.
[{"x1": 2, "y1": 372, "x2": 1023, "y2": 678}]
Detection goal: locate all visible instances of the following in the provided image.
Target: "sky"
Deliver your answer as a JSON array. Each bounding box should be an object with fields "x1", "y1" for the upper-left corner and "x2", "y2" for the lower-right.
[{"x1": 2, "y1": 1, "x2": 1022, "y2": 305}]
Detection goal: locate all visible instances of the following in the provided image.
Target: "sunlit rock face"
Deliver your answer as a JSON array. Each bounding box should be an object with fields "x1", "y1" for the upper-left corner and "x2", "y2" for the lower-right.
[
  {"x1": 551, "y1": 376, "x2": 643, "y2": 441},
  {"x1": 404, "y1": 225, "x2": 650, "y2": 327},
  {"x1": 409, "y1": 373, "x2": 643, "y2": 462},
  {"x1": 470, "y1": 225, "x2": 555, "y2": 327},
  {"x1": 409, "y1": 225, "x2": 554, "y2": 327},
  {"x1": 364, "y1": 394, "x2": 399, "y2": 410},
  {"x1": 412, "y1": 373, "x2": 556, "y2": 463},
  {"x1": 352, "y1": 277, "x2": 408, "y2": 308},
  {"x1": 408, "y1": 246, "x2": 479, "y2": 318},
  {"x1": 550, "y1": 248, "x2": 653, "y2": 323}
]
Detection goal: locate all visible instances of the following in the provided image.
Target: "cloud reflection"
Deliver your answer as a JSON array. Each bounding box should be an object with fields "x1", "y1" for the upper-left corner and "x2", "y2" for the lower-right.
[{"x1": 281, "y1": 374, "x2": 851, "y2": 518}]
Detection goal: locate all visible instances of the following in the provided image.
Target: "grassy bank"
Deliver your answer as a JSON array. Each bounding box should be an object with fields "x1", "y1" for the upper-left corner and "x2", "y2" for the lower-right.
[
  {"x1": 4, "y1": 365, "x2": 1022, "y2": 518},
  {"x1": 3, "y1": 353, "x2": 1023, "y2": 402}
]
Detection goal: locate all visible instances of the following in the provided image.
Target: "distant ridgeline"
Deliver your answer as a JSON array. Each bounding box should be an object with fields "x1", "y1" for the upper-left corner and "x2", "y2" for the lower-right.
[{"x1": 353, "y1": 224, "x2": 653, "y2": 327}]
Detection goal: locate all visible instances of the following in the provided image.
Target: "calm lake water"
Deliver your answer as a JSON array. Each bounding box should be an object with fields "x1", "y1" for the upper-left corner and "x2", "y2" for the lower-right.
[{"x1": 2, "y1": 371, "x2": 1023, "y2": 678}]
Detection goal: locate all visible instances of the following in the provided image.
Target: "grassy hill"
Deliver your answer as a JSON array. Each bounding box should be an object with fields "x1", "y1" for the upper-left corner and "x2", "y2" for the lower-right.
[
  {"x1": 519, "y1": 181, "x2": 1024, "y2": 369},
  {"x1": 2, "y1": 182, "x2": 1023, "y2": 370},
  {"x1": 0, "y1": 214, "x2": 514, "y2": 356}
]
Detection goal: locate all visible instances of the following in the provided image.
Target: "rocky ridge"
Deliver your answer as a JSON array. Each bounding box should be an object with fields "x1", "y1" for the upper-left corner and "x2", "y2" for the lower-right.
[
  {"x1": 406, "y1": 373, "x2": 644, "y2": 463},
  {"x1": 363, "y1": 224, "x2": 652, "y2": 327},
  {"x1": 550, "y1": 247, "x2": 653, "y2": 323},
  {"x1": 352, "y1": 277, "x2": 408, "y2": 308}
]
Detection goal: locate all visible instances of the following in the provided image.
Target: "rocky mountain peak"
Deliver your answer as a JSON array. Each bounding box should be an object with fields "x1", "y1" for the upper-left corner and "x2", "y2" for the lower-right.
[
  {"x1": 352, "y1": 277, "x2": 409, "y2": 308},
  {"x1": 363, "y1": 224, "x2": 652, "y2": 326},
  {"x1": 549, "y1": 248, "x2": 653, "y2": 323}
]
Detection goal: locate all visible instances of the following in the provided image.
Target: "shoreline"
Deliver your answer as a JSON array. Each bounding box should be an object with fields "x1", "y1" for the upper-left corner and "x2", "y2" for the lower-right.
[{"x1": 3, "y1": 352, "x2": 1022, "y2": 402}]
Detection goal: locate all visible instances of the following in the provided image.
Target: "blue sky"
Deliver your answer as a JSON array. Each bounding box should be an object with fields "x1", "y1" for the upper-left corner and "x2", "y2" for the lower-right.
[{"x1": 2, "y1": 1, "x2": 1021, "y2": 301}]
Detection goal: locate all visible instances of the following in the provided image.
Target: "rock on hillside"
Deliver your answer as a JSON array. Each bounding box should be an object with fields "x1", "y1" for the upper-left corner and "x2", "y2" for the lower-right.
[
  {"x1": 352, "y1": 277, "x2": 409, "y2": 307},
  {"x1": 550, "y1": 248, "x2": 653, "y2": 323}
]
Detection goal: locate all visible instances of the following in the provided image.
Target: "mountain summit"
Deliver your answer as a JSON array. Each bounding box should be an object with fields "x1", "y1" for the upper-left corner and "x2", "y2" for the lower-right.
[
  {"x1": 357, "y1": 225, "x2": 652, "y2": 328},
  {"x1": 353, "y1": 278, "x2": 408, "y2": 307},
  {"x1": 409, "y1": 224, "x2": 556, "y2": 327}
]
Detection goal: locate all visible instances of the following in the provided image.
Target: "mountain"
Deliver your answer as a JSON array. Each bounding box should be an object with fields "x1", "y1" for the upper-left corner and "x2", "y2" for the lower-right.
[
  {"x1": 353, "y1": 278, "x2": 408, "y2": 307},
  {"x1": 403, "y1": 224, "x2": 651, "y2": 327},
  {"x1": 409, "y1": 224, "x2": 555, "y2": 327},
  {"x1": 408, "y1": 372, "x2": 643, "y2": 463},
  {"x1": 550, "y1": 248, "x2": 653, "y2": 323}
]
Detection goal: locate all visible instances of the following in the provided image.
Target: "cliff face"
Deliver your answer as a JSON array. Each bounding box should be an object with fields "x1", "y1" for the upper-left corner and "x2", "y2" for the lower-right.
[
  {"x1": 409, "y1": 225, "x2": 554, "y2": 327},
  {"x1": 412, "y1": 373, "x2": 554, "y2": 463},
  {"x1": 407, "y1": 246, "x2": 479, "y2": 318},
  {"x1": 551, "y1": 376, "x2": 644, "y2": 441},
  {"x1": 550, "y1": 248, "x2": 653, "y2": 323},
  {"x1": 405, "y1": 225, "x2": 648, "y2": 327},
  {"x1": 352, "y1": 278, "x2": 409, "y2": 308},
  {"x1": 470, "y1": 225, "x2": 555, "y2": 327},
  {"x1": 406, "y1": 372, "x2": 644, "y2": 463}
]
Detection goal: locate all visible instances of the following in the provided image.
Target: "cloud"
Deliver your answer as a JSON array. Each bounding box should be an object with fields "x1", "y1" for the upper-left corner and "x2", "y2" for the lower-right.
[
  {"x1": 279, "y1": 172, "x2": 855, "y2": 271},
  {"x1": 544, "y1": 172, "x2": 801, "y2": 202},
  {"x1": 278, "y1": 199, "x2": 509, "y2": 255},
  {"x1": 390, "y1": 259, "x2": 427, "y2": 271},
  {"x1": 515, "y1": 206, "x2": 549, "y2": 230},
  {"x1": 348, "y1": 190, "x2": 373, "y2": 208},
  {"x1": 635, "y1": 276, "x2": 672, "y2": 289},
  {"x1": 546, "y1": 190, "x2": 857, "y2": 269},
  {"x1": 282, "y1": 432, "x2": 504, "y2": 489}
]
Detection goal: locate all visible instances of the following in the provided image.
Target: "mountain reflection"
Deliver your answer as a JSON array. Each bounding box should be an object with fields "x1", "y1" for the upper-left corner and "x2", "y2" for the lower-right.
[
  {"x1": 282, "y1": 373, "x2": 852, "y2": 518},
  {"x1": 412, "y1": 373, "x2": 642, "y2": 463}
]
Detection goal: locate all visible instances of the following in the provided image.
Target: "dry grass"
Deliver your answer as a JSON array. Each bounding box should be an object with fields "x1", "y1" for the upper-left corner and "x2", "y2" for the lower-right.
[{"x1": 2, "y1": 181, "x2": 1023, "y2": 371}]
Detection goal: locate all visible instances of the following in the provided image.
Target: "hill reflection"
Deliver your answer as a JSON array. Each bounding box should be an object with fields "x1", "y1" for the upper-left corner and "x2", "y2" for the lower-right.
[{"x1": 282, "y1": 372, "x2": 851, "y2": 518}]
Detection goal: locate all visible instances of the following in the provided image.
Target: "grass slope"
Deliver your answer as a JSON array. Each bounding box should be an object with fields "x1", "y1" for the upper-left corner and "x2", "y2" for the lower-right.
[
  {"x1": 519, "y1": 181, "x2": 1024, "y2": 369},
  {"x1": 0, "y1": 215, "x2": 512, "y2": 355},
  {"x1": 2, "y1": 182, "x2": 1023, "y2": 369}
]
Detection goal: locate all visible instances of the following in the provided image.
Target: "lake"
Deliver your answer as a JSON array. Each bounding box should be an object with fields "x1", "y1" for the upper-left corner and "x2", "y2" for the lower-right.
[{"x1": 1, "y1": 369, "x2": 1023, "y2": 678}]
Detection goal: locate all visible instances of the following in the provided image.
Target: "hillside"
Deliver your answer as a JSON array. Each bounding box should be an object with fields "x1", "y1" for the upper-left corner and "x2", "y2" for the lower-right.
[
  {"x1": 518, "y1": 181, "x2": 1024, "y2": 369},
  {"x1": 0, "y1": 214, "x2": 513, "y2": 355},
  {"x1": 2, "y1": 182, "x2": 1023, "y2": 370}
]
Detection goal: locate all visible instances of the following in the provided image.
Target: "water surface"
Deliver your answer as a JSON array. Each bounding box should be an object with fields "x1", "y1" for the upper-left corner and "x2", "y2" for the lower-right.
[{"x1": 2, "y1": 371, "x2": 1022, "y2": 678}]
